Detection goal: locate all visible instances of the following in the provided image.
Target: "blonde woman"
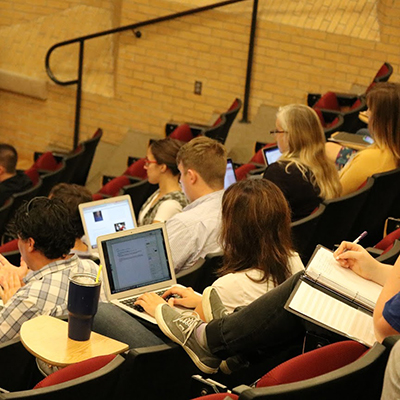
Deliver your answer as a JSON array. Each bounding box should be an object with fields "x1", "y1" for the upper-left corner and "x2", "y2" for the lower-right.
[{"x1": 263, "y1": 104, "x2": 341, "y2": 221}]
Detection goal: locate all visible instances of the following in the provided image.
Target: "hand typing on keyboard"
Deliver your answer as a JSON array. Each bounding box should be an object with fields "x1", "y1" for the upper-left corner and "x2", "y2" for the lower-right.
[
  {"x1": 161, "y1": 286, "x2": 202, "y2": 309},
  {"x1": 135, "y1": 292, "x2": 169, "y2": 317}
]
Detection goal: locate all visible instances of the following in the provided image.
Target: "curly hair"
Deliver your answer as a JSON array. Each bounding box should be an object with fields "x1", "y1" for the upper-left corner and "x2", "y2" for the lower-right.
[
  {"x1": 49, "y1": 183, "x2": 92, "y2": 239},
  {"x1": 12, "y1": 197, "x2": 75, "y2": 260}
]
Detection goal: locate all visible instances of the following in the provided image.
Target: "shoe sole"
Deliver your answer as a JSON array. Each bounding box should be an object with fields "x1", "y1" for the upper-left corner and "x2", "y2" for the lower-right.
[
  {"x1": 155, "y1": 306, "x2": 219, "y2": 375},
  {"x1": 202, "y1": 286, "x2": 214, "y2": 323}
]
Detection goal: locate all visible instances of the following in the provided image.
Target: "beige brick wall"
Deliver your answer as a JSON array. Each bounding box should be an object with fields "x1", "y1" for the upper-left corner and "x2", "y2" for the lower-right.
[{"x1": 0, "y1": 0, "x2": 399, "y2": 165}]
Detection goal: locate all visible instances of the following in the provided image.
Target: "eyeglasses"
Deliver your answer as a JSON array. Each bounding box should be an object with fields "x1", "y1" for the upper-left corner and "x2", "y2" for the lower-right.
[
  {"x1": 269, "y1": 129, "x2": 287, "y2": 135},
  {"x1": 144, "y1": 157, "x2": 158, "y2": 165}
]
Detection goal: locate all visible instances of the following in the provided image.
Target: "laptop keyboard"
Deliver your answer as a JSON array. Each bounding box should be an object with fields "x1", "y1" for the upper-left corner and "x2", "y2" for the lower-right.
[{"x1": 121, "y1": 290, "x2": 169, "y2": 312}]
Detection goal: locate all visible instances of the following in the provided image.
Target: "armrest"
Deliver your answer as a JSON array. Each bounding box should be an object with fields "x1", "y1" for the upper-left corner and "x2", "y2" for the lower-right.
[{"x1": 366, "y1": 247, "x2": 383, "y2": 258}]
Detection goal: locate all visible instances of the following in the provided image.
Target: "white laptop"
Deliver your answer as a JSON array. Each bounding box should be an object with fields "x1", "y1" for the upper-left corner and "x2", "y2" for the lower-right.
[
  {"x1": 79, "y1": 195, "x2": 137, "y2": 255},
  {"x1": 262, "y1": 146, "x2": 282, "y2": 166},
  {"x1": 224, "y1": 158, "x2": 237, "y2": 189},
  {"x1": 97, "y1": 223, "x2": 179, "y2": 324}
]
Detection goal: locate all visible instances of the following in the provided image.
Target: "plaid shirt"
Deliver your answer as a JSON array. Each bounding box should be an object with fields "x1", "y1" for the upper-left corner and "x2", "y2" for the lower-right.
[{"x1": 0, "y1": 255, "x2": 100, "y2": 343}]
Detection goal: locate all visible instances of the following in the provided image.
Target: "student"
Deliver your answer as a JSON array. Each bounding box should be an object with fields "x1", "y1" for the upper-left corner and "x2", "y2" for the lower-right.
[
  {"x1": 327, "y1": 82, "x2": 400, "y2": 195},
  {"x1": 264, "y1": 104, "x2": 341, "y2": 221},
  {"x1": 166, "y1": 136, "x2": 227, "y2": 273},
  {"x1": 49, "y1": 183, "x2": 93, "y2": 258},
  {"x1": 159, "y1": 179, "x2": 303, "y2": 315},
  {"x1": 133, "y1": 241, "x2": 400, "y2": 374},
  {"x1": 0, "y1": 197, "x2": 100, "y2": 342},
  {"x1": 0, "y1": 144, "x2": 32, "y2": 207},
  {"x1": 138, "y1": 138, "x2": 188, "y2": 226}
]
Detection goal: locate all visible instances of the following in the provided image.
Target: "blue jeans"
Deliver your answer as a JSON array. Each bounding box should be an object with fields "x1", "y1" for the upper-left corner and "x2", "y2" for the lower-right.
[
  {"x1": 92, "y1": 303, "x2": 164, "y2": 348},
  {"x1": 206, "y1": 272, "x2": 305, "y2": 359}
]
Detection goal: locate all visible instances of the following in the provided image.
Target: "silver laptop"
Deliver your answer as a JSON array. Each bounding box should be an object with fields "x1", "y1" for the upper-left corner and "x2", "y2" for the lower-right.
[
  {"x1": 79, "y1": 195, "x2": 137, "y2": 255},
  {"x1": 224, "y1": 158, "x2": 237, "y2": 190},
  {"x1": 262, "y1": 146, "x2": 282, "y2": 166},
  {"x1": 97, "y1": 223, "x2": 179, "y2": 324}
]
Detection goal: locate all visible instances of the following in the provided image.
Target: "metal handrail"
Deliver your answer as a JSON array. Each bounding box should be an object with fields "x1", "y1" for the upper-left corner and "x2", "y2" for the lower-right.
[{"x1": 45, "y1": 0, "x2": 250, "y2": 149}]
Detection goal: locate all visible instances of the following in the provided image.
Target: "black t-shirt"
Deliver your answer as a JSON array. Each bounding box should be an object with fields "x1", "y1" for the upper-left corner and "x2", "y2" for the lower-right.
[
  {"x1": 0, "y1": 172, "x2": 32, "y2": 207},
  {"x1": 263, "y1": 161, "x2": 321, "y2": 221}
]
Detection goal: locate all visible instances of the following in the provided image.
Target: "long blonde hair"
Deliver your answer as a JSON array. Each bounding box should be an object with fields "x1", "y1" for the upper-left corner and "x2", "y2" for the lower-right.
[{"x1": 277, "y1": 104, "x2": 341, "y2": 200}]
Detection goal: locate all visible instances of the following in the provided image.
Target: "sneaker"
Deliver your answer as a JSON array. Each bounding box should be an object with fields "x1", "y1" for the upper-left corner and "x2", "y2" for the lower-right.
[
  {"x1": 155, "y1": 304, "x2": 221, "y2": 374},
  {"x1": 202, "y1": 286, "x2": 228, "y2": 323}
]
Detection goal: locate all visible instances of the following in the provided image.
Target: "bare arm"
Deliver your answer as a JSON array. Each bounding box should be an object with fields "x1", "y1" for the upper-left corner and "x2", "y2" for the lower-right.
[{"x1": 335, "y1": 242, "x2": 400, "y2": 342}]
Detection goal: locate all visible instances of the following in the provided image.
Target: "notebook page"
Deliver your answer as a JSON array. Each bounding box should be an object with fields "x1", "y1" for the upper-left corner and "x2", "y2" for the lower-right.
[
  {"x1": 307, "y1": 247, "x2": 382, "y2": 305},
  {"x1": 289, "y1": 281, "x2": 375, "y2": 347}
]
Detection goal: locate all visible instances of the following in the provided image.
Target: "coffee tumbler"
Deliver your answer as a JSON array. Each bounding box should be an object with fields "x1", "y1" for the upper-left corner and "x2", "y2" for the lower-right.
[{"x1": 67, "y1": 273, "x2": 101, "y2": 341}]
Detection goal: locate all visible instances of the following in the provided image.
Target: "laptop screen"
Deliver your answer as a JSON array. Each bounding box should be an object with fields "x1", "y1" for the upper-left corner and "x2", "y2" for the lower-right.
[
  {"x1": 101, "y1": 227, "x2": 172, "y2": 295},
  {"x1": 224, "y1": 158, "x2": 237, "y2": 190},
  {"x1": 80, "y1": 196, "x2": 136, "y2": 250},
  {"x1": 263, "y1": 146, "x2": 282, "y2": 166}
]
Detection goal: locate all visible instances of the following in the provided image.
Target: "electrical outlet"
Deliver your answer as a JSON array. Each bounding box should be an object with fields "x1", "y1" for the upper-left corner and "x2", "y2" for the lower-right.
[{"x1": 194, "y1": 81, "x2": 202, "y2": 95}]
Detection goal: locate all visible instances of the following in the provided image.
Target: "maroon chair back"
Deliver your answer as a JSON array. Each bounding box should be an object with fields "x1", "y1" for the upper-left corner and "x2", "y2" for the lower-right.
[
  {"x1": 313, "y1": 92, "x2": 340, "y2": 111},
  {"x1": 99, "y1": 175, "x2": 131, "y2": 197},
  {"x1": 256, "y1": 341, "x2": 367, "y2": 388},
  {"x1": 375, "y1": 228, "x2": 400, "y2": 252},
  {"x1": 123, "y1": 158, "x2": 147, "y2": 179},
  {"x1": 0, "y1": 239, "x2": 18, "y2": 253},
  {"x1": 32, "y1": 152, "x2": 59, "y2": 171},
  {"x1": 24, "y1": 167, "x2": 40, "y2": 185},
  {"x1": 34, "y1": 354, "x2": 116, "y2": 389},
  {"x1": 170, "y1": 124, "x2": 194, "y2": 142}
]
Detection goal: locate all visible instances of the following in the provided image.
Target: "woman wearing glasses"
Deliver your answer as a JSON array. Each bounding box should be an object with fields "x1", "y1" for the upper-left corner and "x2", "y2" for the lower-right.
[
  {"x1": 138, "y1": 138, "x2": 188, "y2": 225},
  {"x1": 264, "y1": 104, "x2": 341, "y2": 221}
]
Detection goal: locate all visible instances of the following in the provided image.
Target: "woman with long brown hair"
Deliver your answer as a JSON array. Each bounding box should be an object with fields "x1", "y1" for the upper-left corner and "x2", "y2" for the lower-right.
[{"x1": 156, "y1": 178, "x2": 303, "y2": 314}]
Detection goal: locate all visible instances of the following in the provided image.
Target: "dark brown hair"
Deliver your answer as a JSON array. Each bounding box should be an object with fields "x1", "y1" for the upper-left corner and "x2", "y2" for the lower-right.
[
  {"x1": 150, "y1": 138, "x2": 185, "y2": 176},
  {"x1": 0, "y1": 144, "x2": 17, "y2": 173},
  {"x1": 49, "y1": 183, "x2": 92, "y2": 239},
  {"x1": 218, "y1": 179, "x2": 293, "y2": 287},
  {"x1": 367, "y1": 82, "x2": 400, "y2": 163}
]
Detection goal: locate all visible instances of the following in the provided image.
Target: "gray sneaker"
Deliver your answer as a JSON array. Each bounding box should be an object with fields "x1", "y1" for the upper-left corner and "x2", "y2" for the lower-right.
[
  {"x1": 202, "y1": 286, "x2": 228, "y2": 323},
  {"x1": 155, "y1": 304, "x2": 221, "y2": 374}
]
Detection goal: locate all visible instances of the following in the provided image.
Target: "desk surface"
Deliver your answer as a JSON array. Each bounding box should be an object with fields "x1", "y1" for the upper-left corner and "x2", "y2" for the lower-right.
[{"x1": 20, "y1": 316, "x2": 129, "y2": 367}]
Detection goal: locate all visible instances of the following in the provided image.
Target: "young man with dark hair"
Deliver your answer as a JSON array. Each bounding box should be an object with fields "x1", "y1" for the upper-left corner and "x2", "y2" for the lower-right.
[
  {"x1": 0, "y1": 197, "x2": 100, "y2": 342},
  {"x1": 166, "y1": 137, "x2": 227, "y2": 273},
  {"x1": 0, "y1": 144, "x2": 32, "y2": 207},
  {"x1": 49, "y1": 183, "x2": 93, "y2": 257}
]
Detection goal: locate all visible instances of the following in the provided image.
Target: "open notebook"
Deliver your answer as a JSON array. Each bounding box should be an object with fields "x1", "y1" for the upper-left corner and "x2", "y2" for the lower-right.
[
  {"x1": 285, "y1": 245, "x2": 383, "y2": 347},
  {"x1": 97, "y1": 223, "x2": 179, "y2": 324}
]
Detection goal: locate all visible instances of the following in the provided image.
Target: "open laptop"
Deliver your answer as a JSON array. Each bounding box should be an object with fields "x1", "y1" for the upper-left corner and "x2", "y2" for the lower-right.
[
  {"x1": 97, "y1": 223, "x2": 179, "y2": 324},
  {"x1": 79, "y1": 195, "x2": 137, "y2": 255},
  {"x1": 262, "y1": 146, "x2": 282, "y2": 166},
  {"x1": 224, "y1": 158, "x2": 237, "y2": 189}
]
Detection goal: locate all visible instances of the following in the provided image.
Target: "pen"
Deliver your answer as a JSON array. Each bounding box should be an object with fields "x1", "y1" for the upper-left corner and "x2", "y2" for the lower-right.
[{"x1": 353, "y1": 231, "x2": 368, "y2": 244}]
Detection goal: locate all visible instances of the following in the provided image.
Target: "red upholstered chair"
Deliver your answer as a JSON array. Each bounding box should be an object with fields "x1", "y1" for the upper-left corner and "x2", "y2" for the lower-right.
[
  {"x1": 312, "y1": 91, "x2": 340, "y2": 111},
  {"x1": 34, "y1": 354, "x2": 116, "y2": 389},
  {"x1": 32, "y1": 152, "x2": 59, "y2": 171},
  {"x1": 0, "y1": 239, "x2": 18, "y2": 253},
  {"x1": 374, "y1": 228, "x2": 400, "y2": 252},
  {"x1": 255, "y1": 341, "x2": 367, "y2": 387},
  {"x1": 24, "y1": 167, "x2": 40, "y2": 186},
  {"x1": 123, "y1": 158, "x2": 147, "y2": 179},
  {"x1": 98, "y1": 175, "x2": 131, "y2": 197},
  {"x1": 169, "y1": 123, "x2": 194, "y2": 142}
]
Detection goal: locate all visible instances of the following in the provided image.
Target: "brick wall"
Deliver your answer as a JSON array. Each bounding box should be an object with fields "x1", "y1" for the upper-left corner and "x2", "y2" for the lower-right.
[{"x1": 0, "y1": 0, "x2": 399, "y2": 164}]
